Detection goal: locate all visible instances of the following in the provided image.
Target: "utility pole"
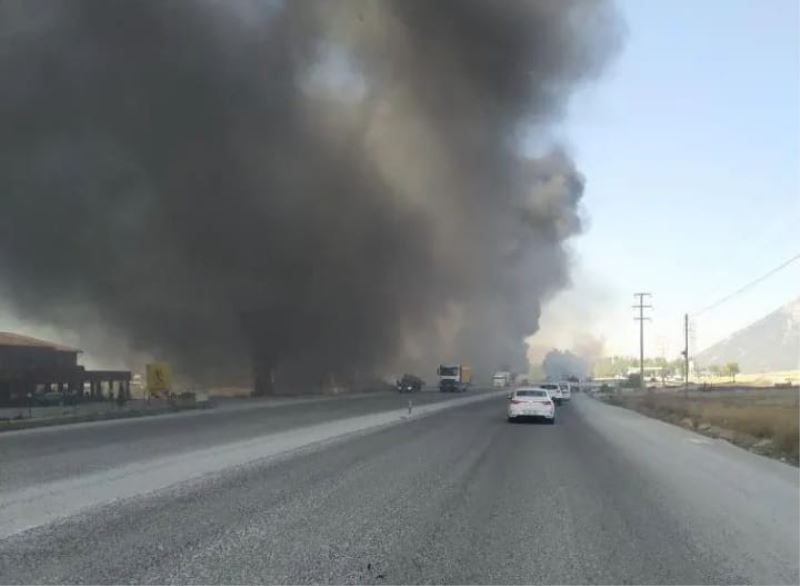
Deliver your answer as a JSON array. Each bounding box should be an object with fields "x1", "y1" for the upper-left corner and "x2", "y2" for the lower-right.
[
  {"x1": 633, "y1": 293, "x2": 652, "y2": 390},
  {"x1": 682, "y1": 313, "x2": 690, "y2": 394}
]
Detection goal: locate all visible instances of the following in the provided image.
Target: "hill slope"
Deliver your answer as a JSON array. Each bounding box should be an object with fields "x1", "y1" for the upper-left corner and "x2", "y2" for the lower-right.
[{"x1": 696, "y1": 298, "x2": 800, "y2": 372}]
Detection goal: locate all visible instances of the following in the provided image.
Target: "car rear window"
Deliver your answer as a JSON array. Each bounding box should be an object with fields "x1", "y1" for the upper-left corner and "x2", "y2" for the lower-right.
[
  {"x1": 516, "y1": 390, "x2": 547, "y2": 397},
  {"x1": 540, "y1": 384, "x2": 557, "y2": 390}
]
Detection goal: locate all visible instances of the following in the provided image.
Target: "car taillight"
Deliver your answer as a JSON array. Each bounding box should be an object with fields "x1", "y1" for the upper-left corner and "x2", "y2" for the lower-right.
[
  {"x1": 510, "y1": 399, "x2": 523, "y2": 404},
  {"x1": 537, "y1": 400, "x2": 552, "y2": 405}
]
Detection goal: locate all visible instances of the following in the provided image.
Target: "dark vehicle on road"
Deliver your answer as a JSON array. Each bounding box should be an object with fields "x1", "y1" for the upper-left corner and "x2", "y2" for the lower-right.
[{"x1": 396, "y1": 374, "x2": 423, "y2": 392}]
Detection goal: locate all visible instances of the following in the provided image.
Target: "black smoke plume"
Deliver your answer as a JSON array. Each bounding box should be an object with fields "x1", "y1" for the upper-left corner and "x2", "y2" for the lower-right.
[{"x1": 0, "y1": 1, "x2": 620, "y2": 391}]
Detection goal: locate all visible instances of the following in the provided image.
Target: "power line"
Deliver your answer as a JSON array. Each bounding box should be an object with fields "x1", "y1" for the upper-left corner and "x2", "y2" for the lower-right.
[
  {"x1": 693, "y1": 252, "x2": 800, "y2": 317},
  {"x1": 698, "y1": 214, "x2": 797, "y2": 297}
]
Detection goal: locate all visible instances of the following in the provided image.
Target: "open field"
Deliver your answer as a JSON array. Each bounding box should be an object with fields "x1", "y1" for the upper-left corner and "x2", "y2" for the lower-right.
[
  {"x1": 607, "y1": 388, "x2": 799, "y2": 464},
  {"x1": 691, "y1": 369, "x2": 800, "y2": 387}
]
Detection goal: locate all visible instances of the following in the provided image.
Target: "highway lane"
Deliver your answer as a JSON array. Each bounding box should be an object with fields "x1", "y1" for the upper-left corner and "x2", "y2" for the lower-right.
[
  {"x1": 0, "y1": 390, "x2": 481, "y2": 492},
  {"x1": 0, "y1": 395, "x2": 797, "y2": 584}
]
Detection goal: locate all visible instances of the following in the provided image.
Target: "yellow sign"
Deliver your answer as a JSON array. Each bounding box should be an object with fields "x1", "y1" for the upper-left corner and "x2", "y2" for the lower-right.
[{"x1": 146, "y1": 362, "x2": 172, "y2": 395}]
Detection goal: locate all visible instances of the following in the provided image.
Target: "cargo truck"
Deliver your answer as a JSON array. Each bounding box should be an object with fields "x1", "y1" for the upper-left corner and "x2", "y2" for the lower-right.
[
  {"x1": 437, "y1": 364, "x2": 472, "y2": 392},
  {"x1": 492, "y1": 371, "x2": 512, "y2": 387}
]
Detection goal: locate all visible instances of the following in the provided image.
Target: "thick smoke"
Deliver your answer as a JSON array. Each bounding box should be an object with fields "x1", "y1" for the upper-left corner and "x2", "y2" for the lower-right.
[
  {"x1": 0, "y1": 1, "x2": 619, "y2": 391},
  {"x1": 542, "y1": 349, "x2": 589, "y2": 380}
]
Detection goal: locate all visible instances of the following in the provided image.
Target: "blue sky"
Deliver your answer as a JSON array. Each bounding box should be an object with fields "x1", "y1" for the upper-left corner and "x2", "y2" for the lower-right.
[{"x1": 534, "y1": 0, "x2": 800, "y2": 359}]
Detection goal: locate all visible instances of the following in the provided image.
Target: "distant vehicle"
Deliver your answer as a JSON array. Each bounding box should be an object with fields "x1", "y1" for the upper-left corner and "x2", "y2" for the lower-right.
[
  {"x1": 568, "y1": 377, "x2": 584, "y2": 393},
  {"x1": 438, "y1": 364, "x2": 472, "y2": 392},
  {"x1": 539, "y1": 382, "x2": 563, "y2": 405},
  {"x1": 559, "y1": 381, "x2": 572, "y2": 401},
  {"x1": 396, "y1": 374, "x2": 423, "y2": 392},
  {"x1": 507, "y1": 388, "x2": 555, "y2": 423},
  {"x1": 492, "y1": 371, "x2": 512, "y2": 388}
]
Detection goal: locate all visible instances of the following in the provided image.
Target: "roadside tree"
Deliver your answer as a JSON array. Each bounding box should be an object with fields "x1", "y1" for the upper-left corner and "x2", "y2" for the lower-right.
[{"x1": 722, "y1": 362, "x2": 740, "y2": 382}]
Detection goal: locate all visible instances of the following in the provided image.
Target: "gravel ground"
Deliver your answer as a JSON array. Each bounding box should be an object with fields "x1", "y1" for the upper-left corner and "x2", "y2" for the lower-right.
[{"x1": 0, "y1": 394, "x2": 797, "y2": 584}]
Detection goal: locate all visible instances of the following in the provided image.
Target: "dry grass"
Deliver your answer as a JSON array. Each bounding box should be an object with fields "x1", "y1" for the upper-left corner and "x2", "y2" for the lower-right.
[
  {"x1": 609, "y1": 389, "x2": 799, "y2": 464},
  {"x1": 693, "y1": 369, "x2": 800, "y2": 387}
]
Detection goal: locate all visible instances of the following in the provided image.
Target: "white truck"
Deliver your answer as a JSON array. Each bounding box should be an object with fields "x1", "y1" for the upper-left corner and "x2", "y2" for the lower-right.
[
  {"x1": 558, "y1": 381, "x2": 572, "y2": 401},
  {"x1": 492, "y1": 371, "x2": 512, "y2": 388},
  {"x1": 438, "y1": 364, "x2": 473, "y2": 392}
]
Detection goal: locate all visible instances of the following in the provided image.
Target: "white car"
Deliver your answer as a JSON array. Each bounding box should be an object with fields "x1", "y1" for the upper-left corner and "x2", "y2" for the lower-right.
[
  {"x1": 507, "y1": 388, "x2": 556, "y2": 423},
  {"x1": 559, "y1": 382, "x2": 572, "y2": 401},
  {"x1": 539, "y1": 382, "x2": 562, "y2": 405}
]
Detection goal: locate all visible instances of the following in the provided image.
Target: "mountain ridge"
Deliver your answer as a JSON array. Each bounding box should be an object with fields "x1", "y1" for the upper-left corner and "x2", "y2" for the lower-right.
[{"x1": 696, "y1": 298, "x2": 800, "y2": 372}]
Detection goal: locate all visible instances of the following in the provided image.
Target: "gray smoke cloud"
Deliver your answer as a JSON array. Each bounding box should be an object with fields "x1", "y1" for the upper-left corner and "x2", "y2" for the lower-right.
[
  {"x1": 542, "y1": 349, "x2": 589, "y2": 380},
  {"x1": 0, "y1": 0, "x2": 620, "y2": 391}
]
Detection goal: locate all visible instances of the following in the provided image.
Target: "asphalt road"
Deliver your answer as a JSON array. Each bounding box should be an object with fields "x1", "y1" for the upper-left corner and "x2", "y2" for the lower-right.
[
  {"x1": 0, "y1": 394, "x2": 797, "y2": 584},
  {"x1": 0, "y1": 390, "x2": 477, "y2": 492}
]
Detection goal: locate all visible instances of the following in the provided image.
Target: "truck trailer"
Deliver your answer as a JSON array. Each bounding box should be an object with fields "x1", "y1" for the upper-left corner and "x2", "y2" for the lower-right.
[
  {"x1": 437, "y1": 364, "x2": 473, "y2": 392},
  {"x1": 492, "y1": 371, "x2": 512, "y2": 387}
]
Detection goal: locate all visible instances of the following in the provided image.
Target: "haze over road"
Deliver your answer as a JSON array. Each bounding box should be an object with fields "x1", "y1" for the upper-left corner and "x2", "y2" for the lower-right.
[{"x1": 0, "y1": 393, "x2": 797, "y2": 584}]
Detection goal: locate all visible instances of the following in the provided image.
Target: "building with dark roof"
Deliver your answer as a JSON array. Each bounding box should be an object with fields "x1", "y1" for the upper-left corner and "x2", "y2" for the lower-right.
[{"x1": 0, "y1": 332, "x2": 131, "y2": 407}]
